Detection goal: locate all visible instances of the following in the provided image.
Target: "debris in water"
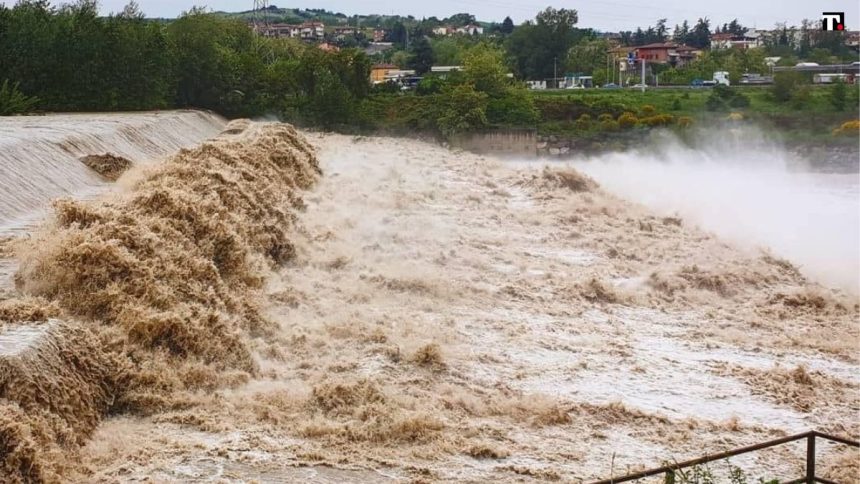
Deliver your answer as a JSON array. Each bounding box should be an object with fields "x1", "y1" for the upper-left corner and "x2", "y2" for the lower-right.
[{"x1": 79, "y1": 153, "x2": 133, "y2": 181}]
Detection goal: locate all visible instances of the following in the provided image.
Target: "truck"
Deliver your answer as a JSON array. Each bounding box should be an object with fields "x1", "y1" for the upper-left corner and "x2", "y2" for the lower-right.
[
  {"x1": 713, "y1": 71, "x2": 730, "y2": 86},
  {"x1": 692, "y1": 72, "x2": 731, "y2": 87},
  {"x1": 813, "y1": 73, "x2": 851, "y2": 84},
  {"x1": 740, "y1": 73, "x2": 774, "y2": 85}
]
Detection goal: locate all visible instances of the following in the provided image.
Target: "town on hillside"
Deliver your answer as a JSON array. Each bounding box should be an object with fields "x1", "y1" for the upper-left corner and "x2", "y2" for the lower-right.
[{"x1": 239, "y1": 5, "x2": 860, "y2": 89}]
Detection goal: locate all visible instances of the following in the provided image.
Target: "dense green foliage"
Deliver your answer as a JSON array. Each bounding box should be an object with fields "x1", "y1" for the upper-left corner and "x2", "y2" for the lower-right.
[
  {"x1": 0, "y1": 0, "x2": 171, "y2": 111},
  {"x1": 704, "y1": 85, "x2": 750, "y2": 111},
  {"x1": 357, "y1": 43, "x2": 537, "y2": 135},
  {"x1": 1, "y1": 1, "x2": 856, "y2": 148},
  {"x1": 505, "y1": 7, "x2": 593, "y2": 81},
  {"x1": 0, "y1": 80, "x2": 39, "y2": 115},
  {"x1": 0, "y1": 0, "x2": 372, "y2": 124}
]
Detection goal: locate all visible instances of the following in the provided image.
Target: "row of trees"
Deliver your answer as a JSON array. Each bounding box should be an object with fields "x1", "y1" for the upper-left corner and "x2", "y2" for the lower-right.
[{"x1": 0, "y1": 0, "x2": 371, "y2": 122}]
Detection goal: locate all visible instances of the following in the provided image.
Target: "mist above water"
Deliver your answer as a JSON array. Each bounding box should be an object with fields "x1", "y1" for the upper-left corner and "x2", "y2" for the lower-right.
[{"x1": 573, "y1": 129, "x2": 860, "y2": 293}]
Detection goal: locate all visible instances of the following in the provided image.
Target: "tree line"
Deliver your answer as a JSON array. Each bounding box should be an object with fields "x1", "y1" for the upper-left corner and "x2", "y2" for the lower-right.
[{"x1": 0, "y1": 0, "x2": 371, "y2": 122}]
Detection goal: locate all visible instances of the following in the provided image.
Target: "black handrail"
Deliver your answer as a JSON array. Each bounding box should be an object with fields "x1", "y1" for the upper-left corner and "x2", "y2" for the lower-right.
[{"x1": 590, "y1": 430, "x2": 859, "y2": 484}]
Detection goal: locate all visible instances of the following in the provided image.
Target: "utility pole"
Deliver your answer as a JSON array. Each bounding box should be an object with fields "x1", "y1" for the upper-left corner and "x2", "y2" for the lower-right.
[
  {"x1": 554, "y1": 57, "x2": 558, "y2": 89},
  {"x1": 641, "y1": 58, "x2": 646, "y2": 93}
]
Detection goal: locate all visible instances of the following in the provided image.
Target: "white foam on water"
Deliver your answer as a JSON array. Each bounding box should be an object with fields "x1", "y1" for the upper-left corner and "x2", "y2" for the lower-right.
[{"x1": 570, "y1": 130, "x2": 860, "y2": 293}]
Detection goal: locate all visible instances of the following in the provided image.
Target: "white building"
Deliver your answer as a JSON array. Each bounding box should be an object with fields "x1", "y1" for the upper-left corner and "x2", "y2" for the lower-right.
[
  {"x1": 456, "y1": 24, "x2": 484, "y2": 35},
  {"x1": 300, "y1": 22, "x2": 325, "y2": 40}
]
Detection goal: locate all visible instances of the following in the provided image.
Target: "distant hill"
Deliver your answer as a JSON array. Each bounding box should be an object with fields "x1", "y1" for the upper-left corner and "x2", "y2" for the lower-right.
[{"x1": 213, "y1": 5, "x2": 493, "y2": 29}]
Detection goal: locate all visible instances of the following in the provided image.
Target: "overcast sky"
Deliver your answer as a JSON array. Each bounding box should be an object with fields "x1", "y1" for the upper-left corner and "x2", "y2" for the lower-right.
[{"x1": 1, "y1": 0, "x2": 858, "y2": 32}]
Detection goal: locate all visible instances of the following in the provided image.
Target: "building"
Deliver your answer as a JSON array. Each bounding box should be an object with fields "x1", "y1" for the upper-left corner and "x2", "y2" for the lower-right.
[
  {"x1": 318, "y1": 42, "x2": 340, "y2": 52},
  {"x1": 433, "y1": 25, "x2": 484, "y2": 36},
  {"x1": 634, "y1": 43, "x2": 699, "y2": 67},
  {"x1": 364, "y1": 42, "x2": 393, "y2": 56},
  {"x1": 300, "y1": 22, "x2": 325, "y2": 41},
  {"x1": 430, "y1": 66, "x2": 462, "y2": 73},
  {"x1": 710, "y1": 30, "x2": 763, "y2": 49},
  {"x1": 259, "y1": 23, "x2": 300, "y2": 38},
  {"x1": 430, "y1": 65, "x2": 462, "y2": 79},
  {"x1": 456, "y1": 24, "x2": 484, "y2": 35},
  {"x1": 846, "y1": 31, "x2": 860, "y2": 51},
  {"x1": 373, "y1": 29, "x2": 387, "y2": 42},
  {"x1": 371, "y1": 64, "x2": 398, "y2": 83},
  {"x1": 333, "y1": 26, "x2": 357, "y2": 39}
]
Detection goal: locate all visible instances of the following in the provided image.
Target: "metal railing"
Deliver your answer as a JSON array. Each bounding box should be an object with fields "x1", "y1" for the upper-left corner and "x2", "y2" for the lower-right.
[{"x1": 591, "y1": 430, "x2": 859, "y2": 484}]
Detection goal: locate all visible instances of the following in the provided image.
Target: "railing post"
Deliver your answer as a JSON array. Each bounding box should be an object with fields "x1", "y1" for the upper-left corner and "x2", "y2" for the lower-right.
[
  {"x1": 664, "y1": 470, "x2": 675, "y2": 484},
  {"x1": 806, "y1": 434, "x2": 816, "y2": 484}
]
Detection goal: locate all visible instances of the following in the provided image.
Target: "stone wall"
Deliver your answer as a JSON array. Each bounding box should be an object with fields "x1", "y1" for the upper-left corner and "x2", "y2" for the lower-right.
[{"x1": 450, "y1": 130, "x2": 538, "y2": 157}]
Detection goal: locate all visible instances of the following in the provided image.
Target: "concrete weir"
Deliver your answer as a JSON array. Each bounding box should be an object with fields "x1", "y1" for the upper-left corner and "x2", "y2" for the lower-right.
[{"x1": 0, "y1": 318, "x2": 116, "y2": 443}]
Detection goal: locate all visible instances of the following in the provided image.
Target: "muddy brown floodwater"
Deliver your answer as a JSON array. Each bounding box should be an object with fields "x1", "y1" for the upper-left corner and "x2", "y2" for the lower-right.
[{"x1": 0, "y1": 120, "x2": 857, "y2": 483}]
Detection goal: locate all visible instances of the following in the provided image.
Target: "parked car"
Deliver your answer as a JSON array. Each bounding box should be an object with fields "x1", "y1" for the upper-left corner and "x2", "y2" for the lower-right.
[
  {"x1": 691, "y1": 78, "x2": 704, "y2": 87},
  {"x1": 795, "y1": 62, "x2": 819, "y2": 67},
  {"x1": 629, "y1": 83, "x2": 647, "y2": 89},
  {"x1": 601, "y1": 83, "x2": 620, "y2": 89}
]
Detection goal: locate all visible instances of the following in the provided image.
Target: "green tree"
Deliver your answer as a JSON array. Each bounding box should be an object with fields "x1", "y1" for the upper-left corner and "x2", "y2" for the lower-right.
[
  {"x1": 500, "y1": 16, "x2": 514, "y2": 34},
  {"x1": 506, "y1": 7, "x2": 581, "y2": 80},
  {"x1": 435, "y1": 83, "x2": 488, "y2": 136},
  {"x1": 688, "y1": 18, "x2": 711, "y2": 48},
  {"x1": 431, "y1": 37, "x2": 466, "y2": 66},
  {"x1": 407, "y1": 35, "x2": 434, "y2": 74},
  {"x1": 167, "y1": 11, "x2": 260, "y2": 115},
  {"x1": 830, "y1": 79, "x2": 846, "y2": 111},
  {"x1": 445, "y1": 13, "x2": 476, "y2": 27},
  {"x1": 486, "y1": 87, "x2": 538, "y2": 125},
  {"x1": 566, "y1": 39, "x2": 609, "y2": 75},
  {"x1": 771, "y1": 71, "x2": 804, "y2": 102},
  {"x1": 462, "y1": 43, "x2": 508, "y2": 96}
]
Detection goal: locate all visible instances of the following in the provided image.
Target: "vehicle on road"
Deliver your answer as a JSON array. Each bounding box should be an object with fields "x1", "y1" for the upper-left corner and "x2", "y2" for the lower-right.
[
  {"x1": 629, "y1": 83, "x2": 647, "y2": 89},
  {"x1": 740, "y1": 73, "x2": 773, "y2": 85},
  {"x1": 601, "y1": 83, "x2": 620, "y2": 89}
]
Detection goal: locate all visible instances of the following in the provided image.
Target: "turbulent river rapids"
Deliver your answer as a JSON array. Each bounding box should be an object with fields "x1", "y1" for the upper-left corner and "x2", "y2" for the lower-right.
[{"x1": 0, "y1": 112, "x2": 857, "y2": 482}]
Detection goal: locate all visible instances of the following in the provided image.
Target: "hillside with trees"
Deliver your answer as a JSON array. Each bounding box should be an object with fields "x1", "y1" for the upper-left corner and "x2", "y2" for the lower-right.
[{"x1": 1, "y1": 1, "x2": 857, "y2": 148}]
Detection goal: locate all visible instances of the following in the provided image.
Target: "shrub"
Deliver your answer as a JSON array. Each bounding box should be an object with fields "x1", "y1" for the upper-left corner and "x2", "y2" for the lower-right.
[
  {"x1": 640, "y1": 114, "x2": 675, "y2": 127},
  {"x1": 435, "y1": 83, "x2": 488, "y2": 136},
  {"x1": 640, "y1": 104, "x2": 656, "y2": 116},
  {"x1": 416, "y1": 76, "x2": 446, "y2": 95},
  {"x1": 833, "y1": 120, "x2": 860, "y2": 136},
  {"x1": 830, "y1": 79, "x2": 847, "y2": 111},
  {"x1": 486, "y1": 87, "x2": 538, "y2": 125},
  {"x1": 677, "y1": 116, "x2": 693, "y2": 128},
  {"x1": 599, "y1": 119, "x2": 619, "y2": 131},
  {"x1": 705, "y1": 84, "x2": 751, "y2": 111},
  {"x1": 574, "y1": 113, "x2": 592, "y2": 130},
  {"x1": 790, "y1": 85, "x2": 812, "y2": 109},
  {"x1": 728, "y1": 92, "x2": 750, "y2": 108},
  {"x1": 617, "y1": 111, "x2": 638, "y2": 128},
  {"x1": 671, "y1": 98, "x2": 682, "y2": 110},
  {"x1": 771, "y1": 71, "x2": 804, "y2": 102},
  {"x1": 0, "y1": 80, "x2": 39, "y2": 115},
  {"x1": 705, "y1": 94, "x2": 725, "y2": 111},
  {"x1": 597, "y1": 113, "x2": 614, "y2": 122}
]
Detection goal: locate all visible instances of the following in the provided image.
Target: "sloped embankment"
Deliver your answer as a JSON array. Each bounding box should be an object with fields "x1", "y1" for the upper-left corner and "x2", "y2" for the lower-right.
[{"x1": 0, "y1": 120, "x2": 319, "y2": 481}]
